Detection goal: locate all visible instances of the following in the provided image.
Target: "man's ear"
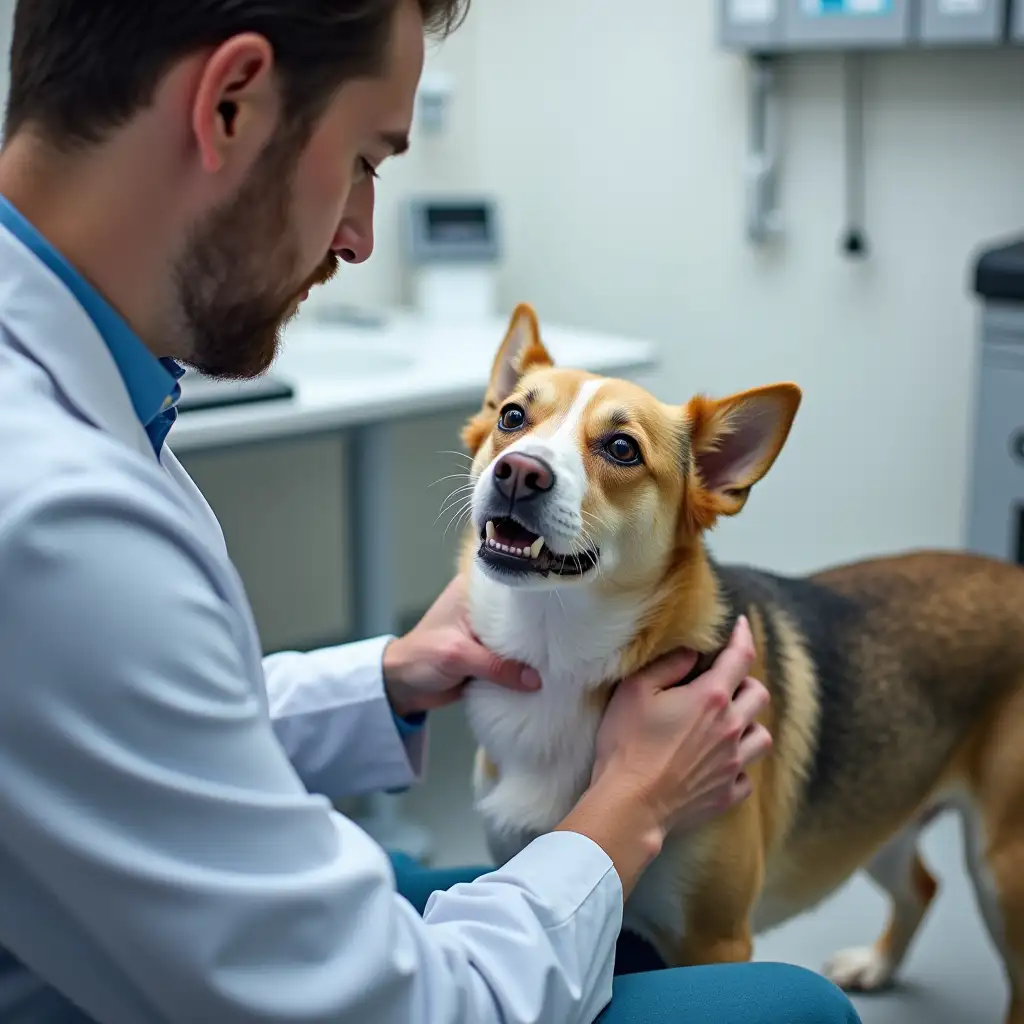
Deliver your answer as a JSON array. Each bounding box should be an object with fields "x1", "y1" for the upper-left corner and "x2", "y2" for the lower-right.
[
  {"x1": 684, "y1": 383, "x2": 802, "y2": 528},
  {"x1": 191, "y1": 33, "x2": 277, "y2": 175},
  {"x1": 461, "y1": 303, "x2": 553, "y2": 454}
]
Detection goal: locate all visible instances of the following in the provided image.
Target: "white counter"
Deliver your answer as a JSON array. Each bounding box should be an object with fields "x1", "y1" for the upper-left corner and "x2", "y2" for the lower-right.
[{"x1": 169, "y1": 311, "x2": 659, "y2": 453}]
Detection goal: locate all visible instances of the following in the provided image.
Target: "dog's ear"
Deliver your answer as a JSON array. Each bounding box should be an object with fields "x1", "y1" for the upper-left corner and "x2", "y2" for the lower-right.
[
  {"x1": 461, "y1": 303, "x2": 553, "y2": 454},
  {"x1": 684, "y1": 383, "x2": 801, "y2": 528}
]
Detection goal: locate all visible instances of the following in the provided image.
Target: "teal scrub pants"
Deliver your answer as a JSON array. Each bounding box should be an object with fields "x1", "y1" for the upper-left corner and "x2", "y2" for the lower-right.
[{"x1": 391, "y1": 854, "x2": 862, "y2": 1024}]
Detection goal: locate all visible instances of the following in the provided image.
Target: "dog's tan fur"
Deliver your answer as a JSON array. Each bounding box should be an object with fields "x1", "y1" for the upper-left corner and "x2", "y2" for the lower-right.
[{"x1": 458, "y1": 304, "x2": 1024, "y2": 1021}]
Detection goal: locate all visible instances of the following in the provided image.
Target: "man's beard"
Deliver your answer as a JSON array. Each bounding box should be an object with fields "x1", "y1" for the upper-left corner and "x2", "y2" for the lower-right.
[{"x1": 173, "y1": 129, "x2": 339, "y2": 380}]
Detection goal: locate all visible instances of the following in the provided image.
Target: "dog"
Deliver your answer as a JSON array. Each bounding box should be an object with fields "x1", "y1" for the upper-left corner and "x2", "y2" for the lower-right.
[{"x1": 455, "y1": 302, "x2": 1024, "y2": 1022}]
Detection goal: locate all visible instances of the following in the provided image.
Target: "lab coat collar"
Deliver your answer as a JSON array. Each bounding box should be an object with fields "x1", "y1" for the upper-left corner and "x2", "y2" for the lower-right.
[{"x1": 0, "y1": 222, "x2": 158, "y2": 461}]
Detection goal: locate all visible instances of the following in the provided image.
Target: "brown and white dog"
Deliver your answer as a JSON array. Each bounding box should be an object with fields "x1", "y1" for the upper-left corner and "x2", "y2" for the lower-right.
[{"x1": 456, "y1": 303, "x2": 1024, "y2": 1022}]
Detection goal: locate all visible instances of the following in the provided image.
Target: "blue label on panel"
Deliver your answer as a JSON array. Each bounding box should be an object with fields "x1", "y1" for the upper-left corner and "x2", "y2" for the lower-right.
[{"x1": 803, "y1": 0, "x2": 893, "y2": 14}]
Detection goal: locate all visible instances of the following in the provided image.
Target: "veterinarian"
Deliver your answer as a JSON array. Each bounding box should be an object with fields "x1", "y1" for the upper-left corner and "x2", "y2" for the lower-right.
[{"x1": 0, "y1": 2, "x2": 861, "y2": 1022}]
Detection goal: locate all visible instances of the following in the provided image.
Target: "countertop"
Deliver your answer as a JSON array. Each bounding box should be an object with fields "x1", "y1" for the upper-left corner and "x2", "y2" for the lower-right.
[{"x1": 170, "y1": 309, "x2": 660, "y2": 453}]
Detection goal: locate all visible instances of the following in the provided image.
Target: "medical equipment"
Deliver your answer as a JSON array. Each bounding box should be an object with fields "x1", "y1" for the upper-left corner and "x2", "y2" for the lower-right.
[
  {"x1": 966, "y1": 238, "x2": 1024, "y2": 566},
  {"x1": 839, "y1": 54, "x2": 868, "y2": 259},
  {"x1": 919, "y1": 0, "x2": 1009, "y2": 45},
  {"x1": 718, "y1": 0, "x2": 786, "y2": 49},
  {"x1": 719, "y1": 0, "x2": 1013, "y2": 49},
  {"x1": 404, "y1": 197, "x2": 502, "y2": 323},
  {"x1": 785, "y1": 0, "x2": 912, "y2": 50},
  {"x1": 415, "y1": 70, "x2": 456, "y2": 135},
  {"x1": 718, "y1": 0, "x2": 1019, "y2": 247}
]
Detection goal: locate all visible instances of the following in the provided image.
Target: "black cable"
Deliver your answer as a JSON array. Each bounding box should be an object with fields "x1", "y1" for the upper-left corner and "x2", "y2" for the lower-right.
[{"x1": 841, "y1": 53, "x2": 868, "y2": 259}]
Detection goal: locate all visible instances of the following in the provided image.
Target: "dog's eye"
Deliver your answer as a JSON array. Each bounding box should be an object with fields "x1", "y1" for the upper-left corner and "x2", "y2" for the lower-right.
[
  {"x1": 498, "y1": 404, "x2": 526, "y2": 432},
  {"x1": 604, "y1": 434, "x2": 642, "y2": 465}
]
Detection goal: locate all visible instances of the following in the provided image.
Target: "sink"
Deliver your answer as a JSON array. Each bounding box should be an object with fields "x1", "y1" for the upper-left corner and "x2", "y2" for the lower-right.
[{"x1": 275, "y1": 338, "x2": 415, "y2": 381}]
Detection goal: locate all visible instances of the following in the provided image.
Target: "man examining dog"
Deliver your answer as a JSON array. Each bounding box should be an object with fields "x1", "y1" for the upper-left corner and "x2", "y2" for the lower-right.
[{"x1": 0, "y1": 1, "x2": 861, "y2": 1021}]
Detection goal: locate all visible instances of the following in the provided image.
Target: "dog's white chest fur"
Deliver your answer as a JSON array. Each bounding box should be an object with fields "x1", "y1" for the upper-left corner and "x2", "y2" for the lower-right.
[{"x1": 464, "y1": 566, "x2": 644, "y2": 845}]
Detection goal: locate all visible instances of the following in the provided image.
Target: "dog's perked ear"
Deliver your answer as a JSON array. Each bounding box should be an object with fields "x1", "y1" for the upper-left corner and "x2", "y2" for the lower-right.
[
  {"x1": 684, "y1": 382, "x2": 802, "y2": 529},
  {"x1": 461, "y1": 303, "x2": 554, "y2": 454}
]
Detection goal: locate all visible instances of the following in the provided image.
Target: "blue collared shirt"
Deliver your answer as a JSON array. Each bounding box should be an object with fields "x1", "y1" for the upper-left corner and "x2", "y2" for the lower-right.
[{"x1": 0, "y1": 196, "x2": 181, "y2": 456}]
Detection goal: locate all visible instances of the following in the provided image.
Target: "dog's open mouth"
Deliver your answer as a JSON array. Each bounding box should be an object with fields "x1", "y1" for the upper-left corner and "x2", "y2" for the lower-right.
[{"x1": 478, "y1": 517, "x2": 599, "y2": 577}]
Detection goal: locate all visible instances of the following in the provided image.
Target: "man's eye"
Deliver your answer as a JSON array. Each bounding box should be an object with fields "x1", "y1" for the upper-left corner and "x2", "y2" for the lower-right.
[{"x1": 357, "y1": 157, "x2": 379, "y2": 180}]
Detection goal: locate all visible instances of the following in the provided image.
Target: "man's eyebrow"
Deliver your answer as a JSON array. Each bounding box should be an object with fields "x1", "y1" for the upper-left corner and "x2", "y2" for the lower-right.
[{"x1": 379, "y1": 131, "x2": 410, "y2": 155}]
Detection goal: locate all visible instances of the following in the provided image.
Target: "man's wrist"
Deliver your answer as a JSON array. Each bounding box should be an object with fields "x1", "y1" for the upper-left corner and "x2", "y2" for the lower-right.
[
  {"x1": 381, "y1": 636, "x2": 422, "y2": 721},
  {"x1": 555, "y1": 780, "x2": 665, "y2": 898}
]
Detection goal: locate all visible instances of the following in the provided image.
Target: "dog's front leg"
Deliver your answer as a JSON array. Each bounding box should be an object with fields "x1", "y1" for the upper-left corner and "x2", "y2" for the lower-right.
[{"x1": 672, "y1": 806, "x2": 764, "y2": 968}]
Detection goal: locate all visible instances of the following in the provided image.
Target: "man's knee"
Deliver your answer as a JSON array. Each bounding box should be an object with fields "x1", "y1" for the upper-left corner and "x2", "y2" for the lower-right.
[
  {"x1": 755, "y1": 962, "x2": 861, "y2": 1023},
  {"x1": 603, "y1": 960, "x2": 861, "y2": 1024}
]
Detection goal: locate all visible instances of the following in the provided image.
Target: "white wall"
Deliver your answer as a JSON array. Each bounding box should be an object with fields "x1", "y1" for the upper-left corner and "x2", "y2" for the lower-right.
[{"x1": 468, "y1": 0, "x2": 1024, "y2": 574}]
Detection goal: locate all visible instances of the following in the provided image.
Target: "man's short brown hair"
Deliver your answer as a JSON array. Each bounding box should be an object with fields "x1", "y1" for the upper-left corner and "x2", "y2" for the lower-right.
[{"x1": 4, "y1": 0, "x2": 467, "y2": 149}]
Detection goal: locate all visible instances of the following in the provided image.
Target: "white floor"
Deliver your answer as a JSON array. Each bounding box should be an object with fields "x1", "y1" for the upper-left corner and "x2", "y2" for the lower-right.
[{"x1": 399, "y1": 705, "x2": 1010, "y2": 1024}]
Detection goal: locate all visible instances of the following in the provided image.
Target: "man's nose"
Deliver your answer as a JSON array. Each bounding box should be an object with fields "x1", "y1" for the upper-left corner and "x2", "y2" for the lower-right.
[
  {"x1": 492, "y1": 452, "x2": 555, "y2": 503},
  {"x1": 332, "y1": 183, "x2": 375, "y2": 264}
]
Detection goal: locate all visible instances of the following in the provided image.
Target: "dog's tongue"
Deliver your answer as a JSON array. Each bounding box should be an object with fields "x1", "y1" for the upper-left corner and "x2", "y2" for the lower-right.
[{"x1": 493, "y1": 519, "x2": 539, "y2": 545}]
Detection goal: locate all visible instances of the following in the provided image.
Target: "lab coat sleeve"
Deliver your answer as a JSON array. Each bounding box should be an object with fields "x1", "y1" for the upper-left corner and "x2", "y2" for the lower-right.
[
  {"x1": 0, "y1": 473, "x2": 623, "y2": 1024},
  {"x1": 263, "y1": 637, "x2": 426, "y2": 799}
]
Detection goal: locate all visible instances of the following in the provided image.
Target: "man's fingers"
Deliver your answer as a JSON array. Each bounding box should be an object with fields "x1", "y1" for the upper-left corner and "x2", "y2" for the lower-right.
[
  {"x1": 730, "y1": 771, "x2": 754, "y2": 807},
  {"x1": 462, "y1": 642, "x2": 542, "y2": 692},
  {"x1": 635, "y1": 647, "x2": 699, "y2": 693},
  {"x1": 738, "y1": 723, "x2": 773, "y2": 769},
  {"x1": 694, "y1": 615, "x2": 756, "y2": 700},
  {"x1": 731, "y1": 675, "x2": 771, "y2": 720}
]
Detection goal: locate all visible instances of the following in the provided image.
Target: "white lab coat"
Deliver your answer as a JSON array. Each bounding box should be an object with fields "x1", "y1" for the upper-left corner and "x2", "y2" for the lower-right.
[{"x1": 0, "y1": 223, "x2": 623, "y2": 1023}]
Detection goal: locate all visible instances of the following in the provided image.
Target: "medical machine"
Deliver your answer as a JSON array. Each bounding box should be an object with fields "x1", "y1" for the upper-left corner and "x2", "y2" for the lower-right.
[
  {"x1": 403, "y1": 196, "x2": 502, "y2": 323},
  {"x1": 918, "y1": 0, "x2": 1008, "y2": 44},
  {"x1": 719, "y1": 0, "x2": 1013, "y2": 50},
  {"x1": 966, "y1": 238, "x2": 1024, "y2": 566},
  {"x1": 717, "y1": 0, "x2": 1020, "y2": 248}
]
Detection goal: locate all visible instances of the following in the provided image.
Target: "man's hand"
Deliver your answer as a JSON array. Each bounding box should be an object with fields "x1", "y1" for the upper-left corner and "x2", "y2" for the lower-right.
[
  {"x1": 557, "y1": 616, "x2": 772, "y2": 898},
  {"x1": 382, "y1": 576, "x2": 542, "y2": 719},
  {"x1": 592, "y1": 615, "x2": 771, "y2": 835}
]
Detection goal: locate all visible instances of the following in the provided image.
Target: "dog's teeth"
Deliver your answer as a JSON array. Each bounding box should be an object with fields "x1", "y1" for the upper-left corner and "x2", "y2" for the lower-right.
[
  {"x1": 530, "y1": 537, "x2": 545, "y2": 559},
  {"x1": 485, "y1": 521, "x2": 496, "y2": 542}
]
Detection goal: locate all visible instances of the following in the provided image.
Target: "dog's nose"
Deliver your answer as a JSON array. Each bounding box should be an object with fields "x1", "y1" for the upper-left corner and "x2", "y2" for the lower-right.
[{"x1": 492, "y1": 452, "x2": 555, "y2": 503}]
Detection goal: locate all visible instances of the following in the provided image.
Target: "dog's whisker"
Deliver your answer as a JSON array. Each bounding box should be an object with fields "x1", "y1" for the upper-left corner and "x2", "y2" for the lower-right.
[
  {"x1": 437, "y1": 486, "x2": 476, "y2": 516},
  {"x1": 429, "y1": 472, "x2": 472, "y2": 489},
  {"x1": 439, "y1": 493, "x2": 473, "y2": 518},
  {"x1": 581, "y1": 510, "x2": 613, "y2": 538},
  {"x1": 437, "y1": 449, "x2": 475, "y2": 464},
  {"x1": 435, "y1": 493, "x2": 474, "y2": 526},
  {"x1": 439, "y1": 484, "x2": 475, "y2": 505},
  {"x1": 440, "y1": 498, "x2": 475, "y2": 542}
]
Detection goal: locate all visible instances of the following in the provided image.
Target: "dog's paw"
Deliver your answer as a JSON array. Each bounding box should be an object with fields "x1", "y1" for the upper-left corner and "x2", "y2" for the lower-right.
[{"x1": 822, "y1": 945, "x2": 894, "y2": 992}]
